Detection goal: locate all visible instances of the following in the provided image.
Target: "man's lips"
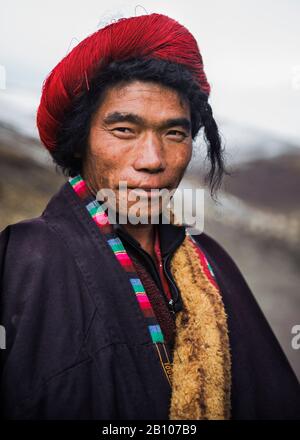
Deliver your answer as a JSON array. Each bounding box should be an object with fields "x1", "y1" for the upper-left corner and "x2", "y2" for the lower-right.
[
  {"x1": 128, "y1": 188, "x2": 163, "y2": 197},
  {"x1": 126, "y1": 185, "x2": 170, "y2": 191},
  {"x1": 118, "y1": 186, "x2": 170, "y2": 200}
]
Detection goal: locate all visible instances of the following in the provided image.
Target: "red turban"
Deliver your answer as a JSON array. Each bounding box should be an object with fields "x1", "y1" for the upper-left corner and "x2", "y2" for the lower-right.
[{"x1": 37, "y1": 13, "x2": 210, "y2": 151}]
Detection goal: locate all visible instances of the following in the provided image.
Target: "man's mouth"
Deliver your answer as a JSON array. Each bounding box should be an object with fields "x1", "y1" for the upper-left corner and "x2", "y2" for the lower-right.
[
  {"x1": 126, "y1": 185, "x2": 170, "y2": 191},
  {"x1": 127, "y1": 186, "x2": 172, "y2": 197}
]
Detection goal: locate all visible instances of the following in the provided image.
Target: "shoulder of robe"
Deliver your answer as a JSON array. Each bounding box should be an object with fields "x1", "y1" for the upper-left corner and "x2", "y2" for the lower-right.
[
  {"x1": 189, "y1": 231, "x2": 262, "y2": 313},
  {"x1": 0, "y1": 215, "x2": 93, "y2": 346},
  {"x1": 190, "y1": 231, "x2": 248, "y2": 288},
  {"x1": 190, "y1": 231, "x2": 293, "y2": 362},
  {"x1": 0, "y1": 216, "x2": 76, "y2": 317},
  {"x1": 0, "y1": 216, "x2": 68, "y2": 271},
  {"x1": 192, "y1": 232, "x2": 300, "y2": 418}
]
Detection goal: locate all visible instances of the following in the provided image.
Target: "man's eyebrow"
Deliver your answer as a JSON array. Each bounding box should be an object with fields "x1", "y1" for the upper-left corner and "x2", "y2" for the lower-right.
[
  {"x1": 161, "y1": 117, "x2": 191, "y2": 132},
  {"x1": 103, "y1": 112, "x2": 191, "y2": 132},
  {"x1": 103, "y1": 112, "x2": 144, "y2": 125}
]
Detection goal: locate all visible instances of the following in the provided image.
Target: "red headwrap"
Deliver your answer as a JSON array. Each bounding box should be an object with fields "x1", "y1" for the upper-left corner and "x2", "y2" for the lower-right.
[{"x1": 37, "y1": 13, "x2": 210, "y2": 151}]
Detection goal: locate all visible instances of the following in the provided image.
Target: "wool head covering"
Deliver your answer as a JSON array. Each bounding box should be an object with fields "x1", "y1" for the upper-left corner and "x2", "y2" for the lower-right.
[{"x1": 37, "y1": 13, "x2": 210, "y2": 152}]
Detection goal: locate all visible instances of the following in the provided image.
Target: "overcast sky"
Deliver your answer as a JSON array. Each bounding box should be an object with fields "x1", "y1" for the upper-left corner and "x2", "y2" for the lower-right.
[{"x1": 1, "y1": 0, "x2": 300, "y2": 141}]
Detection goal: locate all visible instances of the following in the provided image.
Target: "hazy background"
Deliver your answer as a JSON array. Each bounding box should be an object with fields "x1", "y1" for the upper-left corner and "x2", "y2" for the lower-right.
[{"x1": 0, "y1": 0, "x2": 299, "y2": 379}]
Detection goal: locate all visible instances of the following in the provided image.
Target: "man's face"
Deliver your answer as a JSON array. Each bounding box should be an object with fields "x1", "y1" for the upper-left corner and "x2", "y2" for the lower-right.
[{"x1": 83, "y1": 80, "x2": 192, "y2": 222}]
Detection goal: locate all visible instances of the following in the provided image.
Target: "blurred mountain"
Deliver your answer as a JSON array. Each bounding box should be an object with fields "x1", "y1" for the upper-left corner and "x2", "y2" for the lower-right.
[
  {"x1": 0, "y1": 122, "x2": 64, "y2": 228},
  {"x1": 223, "y1": 151, "x2": 300, "y2": 213},
  {"x1": 218, "y1": 118, "x2": 300, "y2": 165},
  {"x1": 186, "y1": 143, "x2": 300, "y2": 255}
]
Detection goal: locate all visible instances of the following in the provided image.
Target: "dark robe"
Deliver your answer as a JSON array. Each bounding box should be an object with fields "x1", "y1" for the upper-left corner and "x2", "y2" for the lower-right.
[{"x1": 0, "y1": 181, "x2": 299, "y2": 420}]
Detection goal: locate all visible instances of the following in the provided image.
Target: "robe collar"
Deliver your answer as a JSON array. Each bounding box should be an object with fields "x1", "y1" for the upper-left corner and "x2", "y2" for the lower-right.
[{"x1": 112, "y1": 220, "x2": 187, "y2": 258}]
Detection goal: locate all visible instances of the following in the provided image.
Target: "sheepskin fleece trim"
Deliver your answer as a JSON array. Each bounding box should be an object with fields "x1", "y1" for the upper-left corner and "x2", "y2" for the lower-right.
[{"x1": 168, "y1": 236, "x2": 231, "y2": 420}]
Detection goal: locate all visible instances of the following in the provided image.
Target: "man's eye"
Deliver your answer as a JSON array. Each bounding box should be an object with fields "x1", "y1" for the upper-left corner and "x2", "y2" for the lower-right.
[
  {"x1": 112, "y1": 127, "x2": 133, "y2": 133},
  {"x1": 167, "y1": 130, "x2": 188, "y2": 139}
]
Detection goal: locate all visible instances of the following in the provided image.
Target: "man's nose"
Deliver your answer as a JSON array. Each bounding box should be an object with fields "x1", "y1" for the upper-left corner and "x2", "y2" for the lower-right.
[{"x1": 133, "y1": 132, "x2": 166, "y2": 173}]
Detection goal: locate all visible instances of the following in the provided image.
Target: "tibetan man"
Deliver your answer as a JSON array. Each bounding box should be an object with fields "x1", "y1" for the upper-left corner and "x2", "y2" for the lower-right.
[{"x1": 0, "y1": 13, "x2": 299, "y2": 420}]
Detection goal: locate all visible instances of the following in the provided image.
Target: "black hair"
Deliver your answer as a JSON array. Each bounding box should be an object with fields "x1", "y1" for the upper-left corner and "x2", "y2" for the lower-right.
[{"x1": 53, "y1": 57, "x2": 228, "y2": 198}]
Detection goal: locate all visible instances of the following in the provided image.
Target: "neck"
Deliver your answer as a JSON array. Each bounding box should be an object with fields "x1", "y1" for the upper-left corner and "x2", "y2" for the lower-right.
[{"x1": 122, "y1": 223, "x2": 156, "y2": 260}]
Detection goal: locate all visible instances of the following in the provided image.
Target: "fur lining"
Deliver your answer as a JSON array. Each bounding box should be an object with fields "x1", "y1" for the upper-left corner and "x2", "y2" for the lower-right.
[{"x1": 168, "y1": 236, "x2": 231, "y2": 420}]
